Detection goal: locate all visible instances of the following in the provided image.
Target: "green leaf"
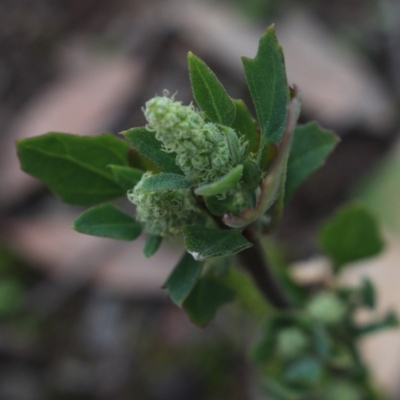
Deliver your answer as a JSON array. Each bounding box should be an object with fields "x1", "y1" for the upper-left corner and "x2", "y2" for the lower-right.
[
  {"x1": 72, "y1": 203, "x2": 142, "y2": 241},
  {"x1": 143, "y1": 235, "x2": 162, "y2": 258},
  {"x1": 259, "y1": 142, "x2": 278, "y2": 173},
  {"x1": 231, "y1": 99, "x2": 258, "y2": 157},
  {"x1": 108, "y1": 165, "x2": 143, "y2": 191},
  {"x1": 188, "y1": 52, "x2": 235, "y2": 126},
  {"x1": 285, "y1": 122, "x2": 339, "y2": 202},
  {"x1": 140, "y1": 173, "x2": 192, "y2": 191},
  {"x1": 356, "y1": 311, "x2": 399, "y2": 336},
  {"x1": 128, "y1": 147, "x2": 160, "y2": 173},
  {"x1": 242, "y1": 159, "x2": 262, "y2": 190},
  {"x1": 195, "y1": 165, "x2": 243, "y2": 197},
  {"x1": 283, "y1": 357, "x2": 322, "y2": 387},
  {"x1": 222, "y1": 267, "x2": 271, "y2": 322},
  {"x1": 0, "y1": 279, "x2": 24, "y2": 316},
  {"x1": 360, "y1": 278, "x2": 375, "y2": 309},
  {"x1": 252, "y1": 322, "x2": 277, "y2": 363},
  {"x1": 263, "y1": 378, "x2": 304, "y2": 400},
  {"x1": 123, "y1": 127, "x2": 183, "y2": 175},
  {"x1": 164, "y1": 252, "x2": 203, "y2": 306},
  {"x1": 242, "y1": 25, "x2": 289, "y2": 153},
  {"x1": 183, "y1": 276, "x2": 235, "y2": 326},
  {"x1": 17, "y1": 133, "x2": 130, "y2": 206},
  {"x1": 319, "y1": 204, "x2": 384, "y2": 269},
  {"x1": 182, "y1": 225, "x2": 252, "y2": 260}
]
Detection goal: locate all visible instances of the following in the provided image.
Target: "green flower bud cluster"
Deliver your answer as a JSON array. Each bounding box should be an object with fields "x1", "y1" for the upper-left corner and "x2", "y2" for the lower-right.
[
  {"x1": 128, "y1": 172, "x2": 201, "y2": 237},
  {"x1": 144, "y1": 93, "x2": 245, "y2": 184}
]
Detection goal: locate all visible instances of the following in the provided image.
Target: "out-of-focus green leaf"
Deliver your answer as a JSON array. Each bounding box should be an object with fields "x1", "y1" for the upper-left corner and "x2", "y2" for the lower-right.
[
  {"x1": 164, "y1": 252, "x2": 203, "y2": 306},
  {"x1": 356, "y1": 311, "x2": 399, "y2": 336},
  {"x1": 319, "y1": 204, "x2": 384, "y2": 269},
  {"x1": 183, "y1": 276, "x2": 234, "y2": 327},
  {"x1": 231, "y1": 99, "x2": 258, "y2": 157},
  {"x1": 263, "y1": 378, "x2": 304, "y2": 400},
  {"x1": 108, "y1": 165, "x2": 143, "y2": 191},
  {"x1": 285, "y1": 122, "x2": 339, "y2": 202},
  {"x1": 123, "y1": 127, "x2": 183, "y2": 175},
  {"x1": 17, "y1": 133, "x2": 130, "y2": 205},
  {"x1": 143, "y1": 235, "x2": 162, "y2": 258},
  {"x1": 222, "y1": 266, "x2": 271, "y2": 322},
  {"x1": 322, "y1": 380, "x2": 362, "y2": 400},
  {"x1": 252, "y1": 321, "x2": 277, "y2": 363},
  {"x1": 140, "y1": 173, "x2": 192, "y2": 191},
  {"x1": 0, "y1": 279, "x2": 24, "y2": 316},
  {"x1": 182, "y1": 225, "x2": 252, "y2": 260},
  {"x1": 72, "y1": 203, "x2": 142, "y2": 241},
  {"x1": 195, "y1": 165, "x2": 243, "y2": 197},
  {"x1": 242, "y1": 25, "x2": 289, "y2": 154},
  {"x1": 360, "y1": 278, "x2": 375, "y2": 309},
  {"x1": 188, "y1": 52, "x2": 235, "y2": 126},
  {"x1": 283, "y1": 357, "x2": 322, "y2": 387}
]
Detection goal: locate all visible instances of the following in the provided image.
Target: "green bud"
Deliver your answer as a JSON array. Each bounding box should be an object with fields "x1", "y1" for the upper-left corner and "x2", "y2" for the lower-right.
[{"x1": 128, "y1": 172, "x2": 202, "y2": 237}]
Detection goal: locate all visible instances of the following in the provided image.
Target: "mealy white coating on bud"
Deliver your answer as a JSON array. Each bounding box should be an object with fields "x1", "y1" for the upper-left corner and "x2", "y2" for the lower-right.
[
  {"x1": 128, "y1": 172, "x2": 202, "y2": 237},
  {"x1": 143, "y1": 93, "x2": 245, "y2": 184}
]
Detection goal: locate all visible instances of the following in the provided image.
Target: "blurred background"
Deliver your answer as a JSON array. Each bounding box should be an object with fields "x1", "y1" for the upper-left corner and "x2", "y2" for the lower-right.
[{"x1": 0, "y1": 0, "x2": 400, "y2": 398}]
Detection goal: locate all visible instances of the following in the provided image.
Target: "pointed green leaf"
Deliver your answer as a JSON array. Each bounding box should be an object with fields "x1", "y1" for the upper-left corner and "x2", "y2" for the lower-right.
[
  {"x1": 231, "y1": 99, "x2": 259, "y2": 157},
  {"x1": 182, "y1": 225, "x2": 252, "y2": 260},
  {"x1": 164, "y1": 252, "x2": 204, "y2": 306},
  {"x1": 285, "y1": 122, "x2": 339, "y2": 202},
  {"x1": 195, "y1": 165, "x2": 243, "y2": 197},
  {"x1": 17, "y1": 133, "x2": 130, "y2": 206},
  {"x1": 183, "y1": 276, "x2": 235, "y2": 327},
  {"x1": 242, "y1": 25, "x2": 289, "y2": 154},
  {"x1": 143, "y1": 235, "x2": 162, "y2": 258},
  {"x1": 188, "y1": 52, "x2": 236, "y2": 126},
  {"x1": 72, "y1": 203, "x2": 142, "y2": 240},
  {"x1": 140, "y1": 173, "x2": 192, "y2": 191},
  {"x1": 319, "y1": 204, "x2": 384, "y2": 269},
  {"x1": 122, "y1": 127, "x2": 183, "y2": 175},
  {"x1": 108, "y1": 165, "x2": 143, "y2": 191}
]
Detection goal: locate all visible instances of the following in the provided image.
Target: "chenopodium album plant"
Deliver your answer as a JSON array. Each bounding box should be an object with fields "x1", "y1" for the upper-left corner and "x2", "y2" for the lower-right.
[{"x1": 17, "y1": 26, "x2": 398, "y2": 399}]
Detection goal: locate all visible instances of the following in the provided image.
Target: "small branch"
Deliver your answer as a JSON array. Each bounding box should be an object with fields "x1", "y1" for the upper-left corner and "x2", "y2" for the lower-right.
[{"x1": 237, "y1": 228, "x2": 292, "y2": 310}]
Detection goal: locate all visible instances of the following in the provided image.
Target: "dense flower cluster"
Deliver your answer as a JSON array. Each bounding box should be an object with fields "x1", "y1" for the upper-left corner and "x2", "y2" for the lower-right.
[
  {"x1": 127, "y1": 172, "x2": 201, "y2": 237},
  {"x1": 144, "y1": 93, "x2": 245, "y2": 184}
]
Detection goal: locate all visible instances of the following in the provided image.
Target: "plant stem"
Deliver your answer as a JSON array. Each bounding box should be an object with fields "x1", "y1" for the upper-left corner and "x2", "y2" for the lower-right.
[{"x1": 237, "y1": 229, "x2": 292, "y2": 310}]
